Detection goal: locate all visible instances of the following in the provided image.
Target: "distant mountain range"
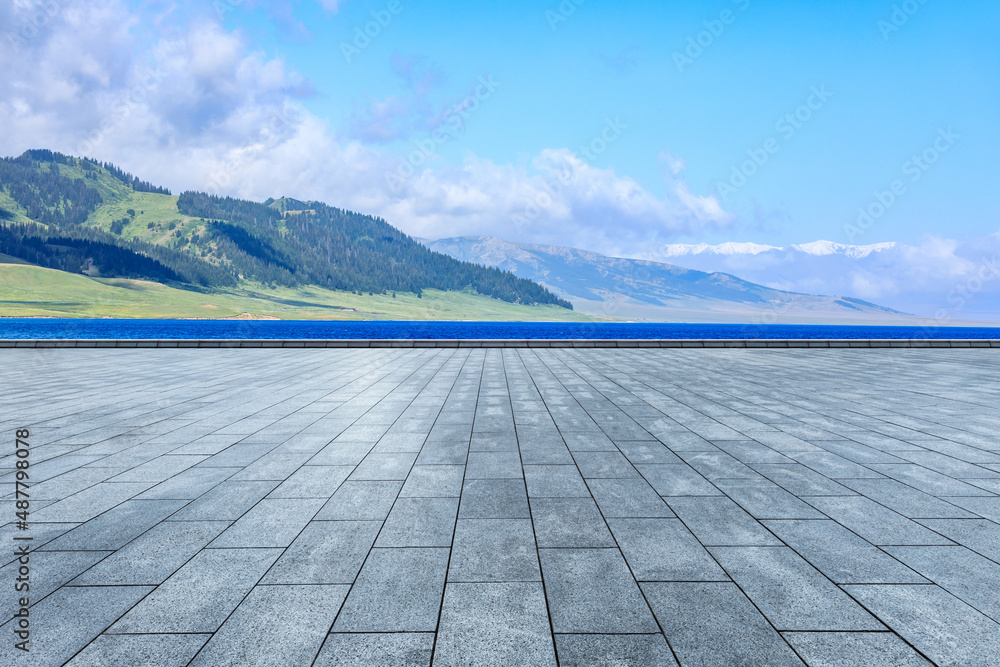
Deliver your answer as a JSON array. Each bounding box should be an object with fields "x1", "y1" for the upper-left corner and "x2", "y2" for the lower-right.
[
  {"x1": 658, "y1": 240, "x2": 897, "y2": 260},
  {"x1": 644, "y1": 239, "x2": 999, "y2": 320},
  {"x1": 424, "y1": 236, "x2": 913, "y2": 323}
]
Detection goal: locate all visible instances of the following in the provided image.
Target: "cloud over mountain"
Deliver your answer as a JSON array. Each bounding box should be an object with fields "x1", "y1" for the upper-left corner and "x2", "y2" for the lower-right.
[
  {"x1": 643, "y1": 236, "x2": 1000, "y2": 320},
  {"x1": 0, "y1": 0, "x2": 728, "y2": 255}
]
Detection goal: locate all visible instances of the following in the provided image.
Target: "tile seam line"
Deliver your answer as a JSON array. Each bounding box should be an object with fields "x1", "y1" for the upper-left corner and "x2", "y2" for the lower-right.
[
  {"x1": 543, "y1": 348, "x2": 866, "y2": 663},
  {"x1": 428, "y1": 348, "x2": 485, "y2": 665},
  {"x1": 615, "y1": 349, "x2": 1000, "y2": 455},
  {"x1": 44, "y1": 350, "x2": 432, "y2": 662},
  {"x1": 519, "y1": 347, "x2": 682, "y2": 665},
  {"x1": 507, "y1": 348, "x2": 562, "y2": 666},
  {"x1": 312, "y1": 347, "x2": 466, "y2": 661}
]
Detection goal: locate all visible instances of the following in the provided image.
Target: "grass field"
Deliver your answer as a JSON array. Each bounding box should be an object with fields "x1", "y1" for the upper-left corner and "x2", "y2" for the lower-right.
[
  {"x1": 85, "y1": 191, "x2": 213, "y2": 249},
  {"x1": 0, "y1": 191, "x2": 34, "y2": 225},
  {"x1": 0, "y1": 262, "x2": 596, "y2": 321}
]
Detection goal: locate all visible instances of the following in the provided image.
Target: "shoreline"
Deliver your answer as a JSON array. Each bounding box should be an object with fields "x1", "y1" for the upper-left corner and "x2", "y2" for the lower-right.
[{"x1": 2, "y1": 339, "x2": 998, "y2": 348}]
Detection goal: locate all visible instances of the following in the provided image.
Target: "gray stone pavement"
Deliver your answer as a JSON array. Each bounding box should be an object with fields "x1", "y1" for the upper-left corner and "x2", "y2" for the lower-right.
[{"x1": 1, "y1": 347, "x2": 999, "y2": 666}]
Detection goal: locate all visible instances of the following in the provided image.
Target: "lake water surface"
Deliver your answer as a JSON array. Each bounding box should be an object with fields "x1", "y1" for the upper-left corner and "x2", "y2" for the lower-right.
[{"x1": 1, "y1": 319, "x2": 998, "y2": 339}]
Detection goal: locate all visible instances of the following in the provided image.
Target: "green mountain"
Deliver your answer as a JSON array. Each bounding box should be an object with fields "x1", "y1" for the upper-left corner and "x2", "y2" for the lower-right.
[{"x1": 0, "y1": 150, "x2": 572, "y2": 309}]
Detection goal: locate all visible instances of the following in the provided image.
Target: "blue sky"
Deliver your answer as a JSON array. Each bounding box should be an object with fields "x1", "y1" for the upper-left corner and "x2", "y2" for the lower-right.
[
  {"x1": 1, "y1": 0, "x2": 998, "y2": 255},
  {"x1": 227, "y1": 0, "x2": 1000, "y2": 246}
]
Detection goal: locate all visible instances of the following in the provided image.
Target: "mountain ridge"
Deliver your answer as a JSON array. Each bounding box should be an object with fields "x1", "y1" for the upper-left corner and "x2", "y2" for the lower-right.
[
  {"x1": 0, "y1": 150, "x2": 572, "y2": 310},
  {"x1": 425, "y1": 235, "x2": 912, "y2": 323},
  {"x1": 658, "y1": 240, "x2": 897, "y2": 259}
]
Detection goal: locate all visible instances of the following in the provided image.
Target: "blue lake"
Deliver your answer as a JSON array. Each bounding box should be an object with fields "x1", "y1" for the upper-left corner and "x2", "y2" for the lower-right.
[{"x1": 0, "y1": 319, "x2": 998, "y2": 339}]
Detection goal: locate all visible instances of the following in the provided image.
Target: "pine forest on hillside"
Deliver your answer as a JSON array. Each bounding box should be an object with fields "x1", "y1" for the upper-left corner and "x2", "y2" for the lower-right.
[{"x1": 0, "y1": 150, "x2": 572, "y2": 309}]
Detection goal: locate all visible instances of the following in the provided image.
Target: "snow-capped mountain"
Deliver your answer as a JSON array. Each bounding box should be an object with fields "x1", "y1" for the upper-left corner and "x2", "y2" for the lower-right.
[
  {"x1": 424, "y1": 236, "x2": 912, "y2": 323},
  {"x1": 659, "y1": 241, "x2": 780, "y2": 257},
  {"x1": 643, "y1": 237, "x2": 1000, "y2": 321},
  {"x1": 659, "y1": 240, "x2": 897, "y2": 259}
]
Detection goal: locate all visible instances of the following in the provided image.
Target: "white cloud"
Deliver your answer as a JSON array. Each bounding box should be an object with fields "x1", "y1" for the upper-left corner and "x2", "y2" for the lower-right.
[
  {"x1": 0, "y1": 0, "x2": 730, "y2": 258},
  {"x1": 2, "y1": 1, "x2": 993, "y2": 320},
  {"x1": 344, "y1": 53, "x2": 443, "y2": 143},
  {"x1": 658, "y1": 150, "x2": 685, "y2": 176},
  {"x1": 642, "y1": 234, "x2": 1000, "y2": 319}
]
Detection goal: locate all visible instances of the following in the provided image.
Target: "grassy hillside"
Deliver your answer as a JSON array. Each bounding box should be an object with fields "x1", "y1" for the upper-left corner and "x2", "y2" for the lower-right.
[
  {"x1": 0, "y1": 262, "x2": 595, "y2": 321},
  {"x1": 0, "y1": 150, "x2": 573, "y2": 312},
  {"x1": 0, "y1": 191, "x2": 33, "y2": 224},
  {"x1": 88, "y1": 191, "x2": 202, "y2": 241}
]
